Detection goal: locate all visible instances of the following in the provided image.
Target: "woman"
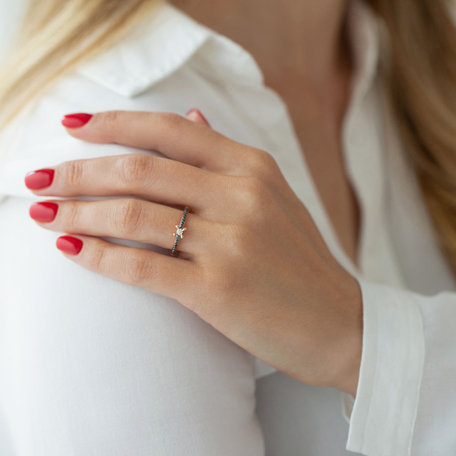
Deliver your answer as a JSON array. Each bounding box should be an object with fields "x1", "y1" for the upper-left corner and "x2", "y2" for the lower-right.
[{"x1": 0, "y1": 0, "x2": 455, "y2": 454}]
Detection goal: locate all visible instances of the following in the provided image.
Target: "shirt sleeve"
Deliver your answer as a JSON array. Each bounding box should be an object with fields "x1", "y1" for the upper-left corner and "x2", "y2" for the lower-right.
[{"x1": 341, "y1": 278, "x2": 456, "y2": 456}]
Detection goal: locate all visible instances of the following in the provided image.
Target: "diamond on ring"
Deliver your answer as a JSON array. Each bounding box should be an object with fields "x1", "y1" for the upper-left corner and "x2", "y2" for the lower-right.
[
  {"x1": 174, "y1": 225, "x2": 187, "y2": 238},
  {"x1": 170, "y1": 206, "x2": 190, "y2": 257}
]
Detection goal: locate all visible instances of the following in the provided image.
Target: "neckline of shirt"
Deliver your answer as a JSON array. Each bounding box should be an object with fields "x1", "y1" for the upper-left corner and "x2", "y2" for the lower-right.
[
  {"x1": 76, "y1": 0, "x2": 381, "y2": 100},
  {"x1": 73, "y1": 0, "x2": 382, "y2": 279}
]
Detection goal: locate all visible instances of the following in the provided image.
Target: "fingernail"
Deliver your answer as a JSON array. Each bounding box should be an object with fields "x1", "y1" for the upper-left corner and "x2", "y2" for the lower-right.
[
  {"x1": 56, "y1": 235, "x2": 83, "y2": 255},
  {"x1": 24, "y1": 168, "x2": 55, "y2": 190},
  {"x1": 185, "y1": 108, "x2": 210, "y2": 126},
  {"x1": 29, "y1": 202, "x2": 58, "y2": 222},
  {"x1": 61, "y1": 113, "x2": 93, "y2": 128}
]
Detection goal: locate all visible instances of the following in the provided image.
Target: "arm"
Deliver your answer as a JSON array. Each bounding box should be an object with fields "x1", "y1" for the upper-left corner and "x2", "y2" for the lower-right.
[{"x1": 343, "y1": 278, "x2": 456, "y2": 456}]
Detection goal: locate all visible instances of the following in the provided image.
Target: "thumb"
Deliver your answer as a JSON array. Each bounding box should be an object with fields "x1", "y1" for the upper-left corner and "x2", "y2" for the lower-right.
[{"x1": 185, "y1": 108, "x2": 211, "y2": 127}]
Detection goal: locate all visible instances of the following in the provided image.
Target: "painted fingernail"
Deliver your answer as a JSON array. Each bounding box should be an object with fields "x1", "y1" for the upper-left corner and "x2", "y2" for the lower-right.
[
  {"x1": 185, "y1": 108, "x2": 210, "y2": 126},
  {"x1": 29, "y1": 202, "x2": 58, "y2": 222},
  {"x1": 24, "y1": 168, "x2": 55, "y2": 190},
  {"x1": 61, "y1": 113, "x2": 93, "y2": 128},
  {"x1": 56, "y1": 235, "x2": 83, "y2": 255}
]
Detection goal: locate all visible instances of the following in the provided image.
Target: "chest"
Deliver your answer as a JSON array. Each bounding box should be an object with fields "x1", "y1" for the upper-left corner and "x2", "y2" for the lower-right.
[{"x1": 283, "y1": 95, "x2": 362, "y2": 270}]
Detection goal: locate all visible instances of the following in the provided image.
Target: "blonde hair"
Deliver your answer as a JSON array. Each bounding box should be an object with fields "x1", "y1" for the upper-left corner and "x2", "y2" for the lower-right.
[
  {"x1": 368, "y1": 0, "x2": 456, "y2": 275},
  {"x1": 1, "y1": 0, "x2": 456, "y2": 278},
  {"x1": 0, "y1": 0, "x2": 162, "y2": 129}
]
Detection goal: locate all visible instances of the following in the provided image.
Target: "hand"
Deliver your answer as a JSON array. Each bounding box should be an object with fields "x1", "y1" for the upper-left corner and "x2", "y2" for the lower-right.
[{"x1": 24, "y1": 109, "x2": 363, "y2": 396}]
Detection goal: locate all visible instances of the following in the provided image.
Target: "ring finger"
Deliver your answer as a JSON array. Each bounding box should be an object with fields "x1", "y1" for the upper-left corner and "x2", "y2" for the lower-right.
[{"x1": 29, "y1": 198, "x2": 211, "y2": 256}]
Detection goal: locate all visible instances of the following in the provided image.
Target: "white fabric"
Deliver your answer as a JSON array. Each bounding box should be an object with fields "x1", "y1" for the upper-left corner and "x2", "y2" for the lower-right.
[{"x1": 0, "y1": 1, "x2": 455, "y2": 455}]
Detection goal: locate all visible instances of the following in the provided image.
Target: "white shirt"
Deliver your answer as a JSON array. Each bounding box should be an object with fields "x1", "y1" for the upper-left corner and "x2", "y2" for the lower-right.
[{"x1": 1, "y1": 1, "x2": 455, "y2": 455}]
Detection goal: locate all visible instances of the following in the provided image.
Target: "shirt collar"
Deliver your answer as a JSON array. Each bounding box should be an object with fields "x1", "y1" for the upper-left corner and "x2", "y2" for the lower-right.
[
  {"x1": 346, "y1": 0, "x2": 381, "y2": 101},
  {"x1": 77, "y1": 0, "x2": 381, "y2": 99}
]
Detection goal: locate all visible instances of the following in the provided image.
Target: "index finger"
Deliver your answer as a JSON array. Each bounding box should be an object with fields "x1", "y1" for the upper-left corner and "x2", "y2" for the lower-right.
[{"x1": 61, "y1": 111, "x2": 243, "y2": 172}]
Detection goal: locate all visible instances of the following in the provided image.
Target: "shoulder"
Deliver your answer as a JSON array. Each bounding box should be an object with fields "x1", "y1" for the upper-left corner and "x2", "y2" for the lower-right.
[{"x1": 0, "y1": 2, "x2": 263, "y2": 200}]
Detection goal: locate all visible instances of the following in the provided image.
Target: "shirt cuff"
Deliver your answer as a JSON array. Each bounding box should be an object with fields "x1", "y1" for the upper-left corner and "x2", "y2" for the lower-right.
[{"x1": 342, "y1": 279, "x2": 425, "y2": 456}]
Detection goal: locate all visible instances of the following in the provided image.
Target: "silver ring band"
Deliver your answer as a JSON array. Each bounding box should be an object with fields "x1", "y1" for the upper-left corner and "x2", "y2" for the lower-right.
[{"x1": 170, "y1": 206, "x2": 189, "y2": 257}]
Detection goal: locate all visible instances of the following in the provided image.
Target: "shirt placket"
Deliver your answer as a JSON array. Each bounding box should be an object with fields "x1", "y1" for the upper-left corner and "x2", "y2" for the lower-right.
[{"x1": 343, "y1": 82, "x2": 405, "y2": 287}]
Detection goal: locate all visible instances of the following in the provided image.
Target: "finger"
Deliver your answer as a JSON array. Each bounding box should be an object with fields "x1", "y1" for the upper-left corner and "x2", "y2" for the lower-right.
[
  {"x1": 55, "y1": 234, "x2": 198, "y2": 303},
  {"x1": 186, "y1": 108, "x2": 211, "y2": 126},
  {"x1": 29, "y1": 198, "x2": 209, "y2": 255},
  {"x1": 61, "y1": 110, "x2": 243, "y2": 172},
  {"x1": 24, "y1": 153, "x2": 229, "y2": 212}
]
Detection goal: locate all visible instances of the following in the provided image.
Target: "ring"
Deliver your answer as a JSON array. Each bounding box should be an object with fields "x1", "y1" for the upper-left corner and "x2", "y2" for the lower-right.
[{"x1": 170, "y1": 206, "x2": 189, "y2": 257}]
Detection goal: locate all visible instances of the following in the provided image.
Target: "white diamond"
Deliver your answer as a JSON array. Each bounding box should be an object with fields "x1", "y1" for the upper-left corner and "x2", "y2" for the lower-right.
[{"x1": 176, "y1": 228, "x2": 184, "y2": 236}]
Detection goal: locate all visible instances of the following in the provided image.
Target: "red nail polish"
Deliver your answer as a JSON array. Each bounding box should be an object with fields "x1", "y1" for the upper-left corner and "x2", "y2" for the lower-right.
[
  {"x1": 29, "y1": 202, "x2": 58, "y2": 222},
  {"x1": 185, "y1": 108, "x2": 210, "y2": 126},
  {"x1": 56, "y1": 236, "x2": 83, "y2": 255},
  {"x1": 61, "y1": 113, "x2": 93, "y2": 128},
  {"x1": 24, "y1": 168, "x2": 55, "y2": 190}
]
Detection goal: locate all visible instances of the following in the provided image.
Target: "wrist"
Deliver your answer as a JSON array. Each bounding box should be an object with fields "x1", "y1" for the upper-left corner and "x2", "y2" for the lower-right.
[{"x1": 330, "y1": 275, "x2": 363, "y2": 396}]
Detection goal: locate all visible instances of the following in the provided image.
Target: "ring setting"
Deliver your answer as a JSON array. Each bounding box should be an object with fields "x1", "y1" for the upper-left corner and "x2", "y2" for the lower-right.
[
  {"x1": 174, "y1": 226, "x2": 187, "y2": 238},
  {"x1": 170, "y1": 206, "x2": 189, "y2": 257}
]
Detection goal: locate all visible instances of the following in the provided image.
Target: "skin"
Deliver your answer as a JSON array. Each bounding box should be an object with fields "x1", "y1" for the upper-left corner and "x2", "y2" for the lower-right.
[
  {"x1": 171, "y1": 0, "x2": 360, "y2": 266},
  {"x1": 25, "y1": 0, "x2": 364, "y2": 395},
  {"x1": 25, "y1": 110, "x2": 363, "y2": 396}
]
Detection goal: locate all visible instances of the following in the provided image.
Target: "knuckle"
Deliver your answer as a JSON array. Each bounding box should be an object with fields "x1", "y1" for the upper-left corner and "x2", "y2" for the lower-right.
[
  {"x1": 198, "y1": 227, "x2": 253, "y2": 310},
  {"x1": 99, "y1": 110, "x2": 121, "y2": 129},
  {"x1": 117, "y1": 154, "x2": 154, "y2": 187},
  {"x1": 87, "y1": 245, "x2": 108, "y2": 274},
  {"x1": 94, "y1": 111, "x2": 123, "y2": 142},
  {"x1": 237, "y1": 176, "x2": 270, "y2": 214},
  {"x1": 203, "y1": 265, "x2": 233, "y2": 299},
  {"x1": 62, "y1": 201, "x2": 82, "y2": 230},
  {"x1": 244, "y1": 148, "x2": 280, "y2": 178},
  {"x1": 202, "y1": 258, "x2": 243, "y2": 307},
  {"x1": 125, "y1": 256, "x2": 150, "y2": 285},
  {"x1": 157, "y1": 112, "x2": 185, "y2": 131},
  {"x1": 225, "y1": 222, "x2": 254, "y2": 259},
  {"x1": 62, "y1": 159, "x2": 85, "y2": 188},
  {"x1": 113, "y1": 199, "x2": 144, "y2": 236}
]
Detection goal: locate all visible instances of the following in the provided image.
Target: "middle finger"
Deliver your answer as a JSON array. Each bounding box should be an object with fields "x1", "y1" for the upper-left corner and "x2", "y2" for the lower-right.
[{"x1": 25, "y1": 153, "x2": 230, "y2": 212}]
